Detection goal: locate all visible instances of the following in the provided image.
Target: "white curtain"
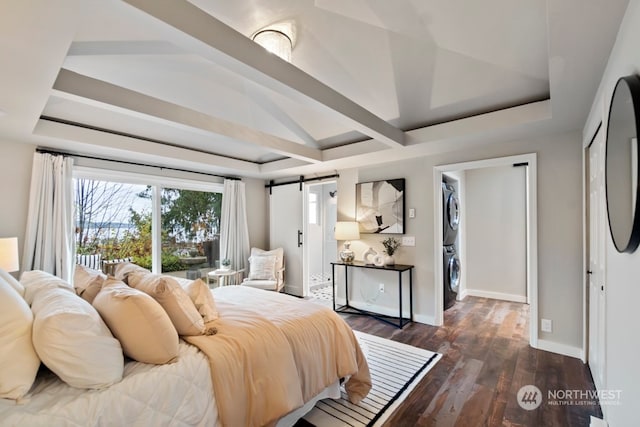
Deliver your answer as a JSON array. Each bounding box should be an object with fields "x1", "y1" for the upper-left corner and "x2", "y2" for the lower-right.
[
  {"x1": 22, "y1": 152, "x2": 75, "y2": 282},
  {"x1": 219, "y1": 179, "x2": 250, "y2": 275}
]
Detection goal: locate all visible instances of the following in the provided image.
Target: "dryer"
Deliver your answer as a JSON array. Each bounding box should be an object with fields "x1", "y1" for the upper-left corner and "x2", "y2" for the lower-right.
[
  {"x1": 442, "y1": 182, "x2": 460, "y2": 246},
  {"x1": 443, "y1": 245, "x2": 460, "y2": 310}
]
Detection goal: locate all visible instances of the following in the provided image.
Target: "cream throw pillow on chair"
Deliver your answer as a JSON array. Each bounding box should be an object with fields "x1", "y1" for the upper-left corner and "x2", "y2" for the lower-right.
[{"x1": 248, "y1": 254, "x2": 277, "y2": 281}]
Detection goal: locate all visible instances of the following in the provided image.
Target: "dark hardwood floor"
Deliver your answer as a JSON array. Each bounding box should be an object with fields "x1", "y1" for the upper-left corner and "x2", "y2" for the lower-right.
[{"x1": 341, "y1": 296, "x2": 602, "y2": 427}]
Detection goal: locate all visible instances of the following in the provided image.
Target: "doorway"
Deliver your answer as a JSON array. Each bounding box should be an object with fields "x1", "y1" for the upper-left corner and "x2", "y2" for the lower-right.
[
  {"x1": 434, "y1": 153, "x2": 539, "y2": 348},
  {"x1": 303, "y1": 181, "x2": 338, "y2": 299}
]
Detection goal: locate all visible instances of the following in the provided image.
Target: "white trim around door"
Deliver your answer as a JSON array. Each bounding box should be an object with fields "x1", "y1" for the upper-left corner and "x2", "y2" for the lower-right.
[{"x1": 433, "y1": 153, "x2": 539, "y2": 350}]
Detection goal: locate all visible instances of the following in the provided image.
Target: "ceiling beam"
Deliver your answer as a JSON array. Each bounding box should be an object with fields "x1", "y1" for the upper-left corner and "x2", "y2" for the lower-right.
[
  {"x1": 259, "y1": 100, "x2": 552, "y2": 177},
  {"x1": 121, "y1": 0, "x2": 406, "y2": 148},
  {"x1": 53, "y1": 69, "x2": 322, "y2": 163},
  {"x1": 33, "y1": 119, "x2": 261, "y2": 175}
]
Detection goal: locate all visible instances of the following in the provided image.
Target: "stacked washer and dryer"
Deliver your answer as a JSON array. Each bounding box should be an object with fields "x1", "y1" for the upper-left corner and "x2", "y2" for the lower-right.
[{"x1": 442, "y1": 178, "x2": 461, "y2": 310}]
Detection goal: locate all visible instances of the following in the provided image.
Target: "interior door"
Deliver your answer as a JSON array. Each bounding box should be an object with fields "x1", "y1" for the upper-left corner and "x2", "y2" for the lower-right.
[
  {"x1": 269, "y1": 184, "x2": 303, "y2": 296},
  {"x1": 588, "y1": 127, "x2": 606, "y2": 391}
]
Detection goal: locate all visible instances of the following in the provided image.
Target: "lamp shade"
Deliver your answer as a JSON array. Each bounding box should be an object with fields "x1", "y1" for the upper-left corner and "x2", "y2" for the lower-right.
[
  {"x1": 0, "y1": 237, "x2": 19, "y2": 272},
  {"x1": 334, "y1": 222, "x2": 360, "y2": 241}
]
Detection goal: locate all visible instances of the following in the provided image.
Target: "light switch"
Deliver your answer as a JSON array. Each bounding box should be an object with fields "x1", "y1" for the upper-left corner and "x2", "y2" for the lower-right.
[
  {"x1": 409, "y1": 208, "x2": 416, "y2": 218},
  {"x1": 401, "y1": 236, "x2": 415, "y2": 246}
]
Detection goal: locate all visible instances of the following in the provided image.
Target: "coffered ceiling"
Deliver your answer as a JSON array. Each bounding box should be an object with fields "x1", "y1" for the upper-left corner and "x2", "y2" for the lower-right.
[{"x1": 0, "y1": 0, "x2": 630, "y2": 178}]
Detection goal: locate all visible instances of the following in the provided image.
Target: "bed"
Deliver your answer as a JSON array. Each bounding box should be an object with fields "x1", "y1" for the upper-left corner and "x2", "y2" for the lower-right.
[{"x1": 0, "y1": 273, "x2": 371, "y2": 427}]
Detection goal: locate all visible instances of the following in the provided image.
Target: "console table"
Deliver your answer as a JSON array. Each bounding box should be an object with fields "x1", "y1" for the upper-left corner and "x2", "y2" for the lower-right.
[{"x1": 330, "y1": 261, "x2": 414, "y2": 329}]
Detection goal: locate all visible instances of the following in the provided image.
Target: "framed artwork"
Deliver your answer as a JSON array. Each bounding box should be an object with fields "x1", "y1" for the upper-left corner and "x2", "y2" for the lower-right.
[{"x1": 356, "y1": 178, "x2": 405, "y2": 234}]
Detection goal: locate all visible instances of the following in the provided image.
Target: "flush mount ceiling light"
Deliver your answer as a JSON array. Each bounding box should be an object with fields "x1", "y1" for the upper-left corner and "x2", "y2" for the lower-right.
[{"x1": 252, "y1": 22, "x2": 296, "y2": 63}]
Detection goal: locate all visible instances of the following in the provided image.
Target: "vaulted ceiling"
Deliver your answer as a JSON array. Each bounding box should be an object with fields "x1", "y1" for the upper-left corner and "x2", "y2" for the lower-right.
[{"x1": 0, "y1": 0, "x2": 630, "y2": 178}]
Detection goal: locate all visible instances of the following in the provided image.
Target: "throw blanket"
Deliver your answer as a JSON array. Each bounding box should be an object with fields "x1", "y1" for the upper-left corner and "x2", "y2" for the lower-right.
[{"x1": 184, "y1": 286, "x2": 371, "y2": 427}]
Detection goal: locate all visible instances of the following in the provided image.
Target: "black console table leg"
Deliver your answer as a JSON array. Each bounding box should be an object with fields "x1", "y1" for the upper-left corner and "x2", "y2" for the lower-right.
[{"x1": 332, "y1": 263, "x2": 336, "y2": 311}]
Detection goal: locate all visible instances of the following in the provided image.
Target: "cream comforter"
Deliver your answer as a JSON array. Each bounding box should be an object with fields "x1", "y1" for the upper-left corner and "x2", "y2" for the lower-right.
[{"x1": 184, "y1": 286, "x2": 371, "y2": 427}]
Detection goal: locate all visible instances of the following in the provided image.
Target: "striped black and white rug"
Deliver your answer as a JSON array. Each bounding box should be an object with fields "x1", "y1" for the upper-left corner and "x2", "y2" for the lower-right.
[{"x1": 301, "y1": 331, "x2": 441, "y2": 427}]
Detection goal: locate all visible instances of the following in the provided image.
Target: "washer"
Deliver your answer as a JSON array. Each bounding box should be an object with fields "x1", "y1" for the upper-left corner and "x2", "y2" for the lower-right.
[
  {"x1": 443, "y1": 245, "x2": 460, "y2": 310},
  {"x1": 442, "y1": 182, "x2": 460, "y2": 246}
]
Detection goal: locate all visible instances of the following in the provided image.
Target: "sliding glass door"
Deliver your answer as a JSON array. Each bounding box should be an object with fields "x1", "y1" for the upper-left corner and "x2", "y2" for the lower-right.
[{"x1": 73, "y1": 169, "x2": 222, "y2": 278}]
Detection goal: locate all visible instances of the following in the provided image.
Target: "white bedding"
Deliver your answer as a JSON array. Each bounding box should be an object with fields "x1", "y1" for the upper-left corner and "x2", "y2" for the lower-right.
[{"x1": 0, "y1": 342, "x2": 217, "y2": 427}]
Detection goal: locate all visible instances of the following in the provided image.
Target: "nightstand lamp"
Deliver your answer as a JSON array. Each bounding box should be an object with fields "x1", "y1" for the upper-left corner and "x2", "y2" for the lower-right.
[
  {"x1": 0, "y1": 237, "x2": 19, "y2": 272},
  {"x1": 335, "y1": 221, "x2": 360, "y2": 263}
]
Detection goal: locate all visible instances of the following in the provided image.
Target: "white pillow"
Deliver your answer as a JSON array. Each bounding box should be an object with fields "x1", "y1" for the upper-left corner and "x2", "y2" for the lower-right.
[
  {"x1": 30, "y1": 279, "x2": 124, "y2": 389},
  {"x1": 181, "y1": 278, "x2": 219, "y2": 323},
  {"x1": 250, "y1": 247, "x2": 284, "y2": 272},
  {"x1": 0, "y1": 268, "x2": 24, "y2": 297},
  {"x1": 248, "y1": 254, "x2": 277, "y2": 281},
  {"x1": 21, "y1": 270, "x2": 75, "y2": 305},
  {"x1": 0, "y1": 275, "x2": 40, "y2": 400}
]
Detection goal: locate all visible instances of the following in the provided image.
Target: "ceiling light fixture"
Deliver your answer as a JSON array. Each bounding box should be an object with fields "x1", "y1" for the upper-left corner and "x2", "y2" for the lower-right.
[{"x1": 252, "y1": 22, "x2": 296, "y2": 63}]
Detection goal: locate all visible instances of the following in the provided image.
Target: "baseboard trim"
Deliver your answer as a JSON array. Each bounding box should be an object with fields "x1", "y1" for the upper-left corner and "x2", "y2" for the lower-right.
[
  {"x1": 536, "y1": 339, "x2": 584, "y2": 359},
  {"x1": 465, "y1": 289, "x2": 526, "y2": 303},
  {"x1": 413, "y1": 313, "x2": 436, "y2": 326},
  {"x1": 334, "y1": 299, "x2": 436, "y2": 326},
  {"x1": 347, "y1": 300, "x2": 412, "y2": 319}
]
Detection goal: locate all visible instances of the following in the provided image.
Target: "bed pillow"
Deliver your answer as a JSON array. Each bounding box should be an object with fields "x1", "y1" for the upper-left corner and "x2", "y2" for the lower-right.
[
  {"x1": 74, "y1": 264, "x2": 107, "y2": 304},
  {"x1": 248, "y1": 254, "x2": 277, "y2": 281},
  {"x1": 21, "y1": 270, "x2": 75, "y2": 305},
  {"x1": 30, "y1": 282, "x2": 124, "y2": 389},
  {"x1": 93, "y1": 279, "x2": 179, "y2": 364},
  {"x1": 0, "y1": 275, "x2": 40, "y2": 400},
  {"x1": 0, "y1": 268, "x2": 24, "y2": 297},
  {"x1": 181, "y1": 278, "x2": 219, "y2": 323},
  {"x1": 112, "y1": 262, "x2": 149, "y2": 284},
  {"x1": 128, "y1": 272, "x2": 207, "y2": 336}
]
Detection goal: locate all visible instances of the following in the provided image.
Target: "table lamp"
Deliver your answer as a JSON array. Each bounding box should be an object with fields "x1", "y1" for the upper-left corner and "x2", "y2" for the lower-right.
[
  {"x1": 335, "y1": 221, "x2": 360, "y2": 263},
  {"x1": 0, "y1": 237, "x2": 19, "y2": 272}
]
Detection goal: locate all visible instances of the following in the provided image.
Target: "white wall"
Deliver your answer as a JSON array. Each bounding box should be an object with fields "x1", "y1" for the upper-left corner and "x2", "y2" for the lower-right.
[
  {"x1": 0, "y1": 140, "x2": 35, "y2": 272},
  {"x1": 336, "y1": 129, "x2": 583, "y2": 351},
  {"x1": 584, "y1": 1, "x2": 639, "y2": 424},
  {"x1": 465, "y1": 165, "x2": 527, "y2": 302}
]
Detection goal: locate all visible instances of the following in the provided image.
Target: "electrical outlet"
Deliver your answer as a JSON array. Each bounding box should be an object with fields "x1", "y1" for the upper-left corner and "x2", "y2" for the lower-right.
[
  {"x1": 402, "y1": 236, "x2": 416, "y2": 246},
  {"x1": 541, "y1": 319, "x2": 552, "y2": 333},
  {"x1": 378, "y1": 283, "x2": 385, "y2": 293}
]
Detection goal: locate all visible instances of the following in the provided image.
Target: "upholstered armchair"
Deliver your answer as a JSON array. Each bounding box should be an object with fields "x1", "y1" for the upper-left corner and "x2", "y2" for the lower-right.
[{"x1": 241, "y1": 247, "x2": 285, "y2": 292}]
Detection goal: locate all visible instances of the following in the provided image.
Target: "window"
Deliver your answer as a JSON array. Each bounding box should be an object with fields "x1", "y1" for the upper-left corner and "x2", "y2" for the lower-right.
[
  {"x1": 159, "y1": 187, "x2": 222, "y2": 275},
  {"x1": 74, "y1": 168, "x2": 223, "y2": 277}
]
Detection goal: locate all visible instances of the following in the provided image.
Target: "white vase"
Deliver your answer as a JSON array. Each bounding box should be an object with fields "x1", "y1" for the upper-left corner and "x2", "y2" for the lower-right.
[{"x1": 384, "y1": 255, "x2": 395, "y2": 266}]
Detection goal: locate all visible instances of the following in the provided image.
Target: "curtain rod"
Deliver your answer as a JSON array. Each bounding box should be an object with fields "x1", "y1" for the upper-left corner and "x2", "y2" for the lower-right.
[
  {"x1": 265, "y1": 173, "x2": 339, "y2": 193},
  {"x1": 35, "y1": 148, "x2": 241, "y2": 181}
]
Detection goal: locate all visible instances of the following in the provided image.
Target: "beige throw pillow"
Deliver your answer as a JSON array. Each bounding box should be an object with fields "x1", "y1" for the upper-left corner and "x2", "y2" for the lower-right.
[
  {"x1": 0, "y1": 275, "x2": 40, "y2": 399},
  {"x1": 93, "y1": 279, "x2": 179, "y2": 365},
  {"x1": 181, "y1": 278, "x2": 219, "y2": 323},
  {"x1": 73, "y1": 264, "x2": 107, "y2": 304},
  {"x1": 128, "y1": 272, "x2": 207, "y2": 336},
  {"x1": 30, "y1": 283, "x2": 124, "y2": 389},
  {"x1": 112, "y1": 262, "x2": 149, "y2": 284},
  {"x1": 248, "y1": 254, "x2": 277, "y2": 281}
]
